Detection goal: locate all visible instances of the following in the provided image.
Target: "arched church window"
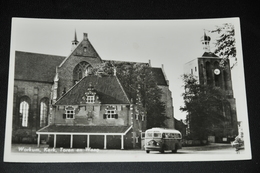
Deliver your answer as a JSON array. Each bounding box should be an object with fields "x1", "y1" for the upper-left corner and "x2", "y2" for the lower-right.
[
  {"x1": 40, "y1": 98, "x2": 49, "y2": 127},
  {"x1": 73, "y1": 61, "x2": 92, "y2": 83},
  {"x1": 19, "y1": 97, "x2": 30, "y2": 127},
  {"x1": 224, "y1": 102, "x2": 232, "y2": 126},
  {"x1": 223, "y1": 70, "x2": 228, "y2": 90}
]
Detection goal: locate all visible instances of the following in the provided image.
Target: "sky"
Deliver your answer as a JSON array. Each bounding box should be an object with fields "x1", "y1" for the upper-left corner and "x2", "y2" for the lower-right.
[{"x1": 10, "y1": 18, "x2": 247, "y2": 122}]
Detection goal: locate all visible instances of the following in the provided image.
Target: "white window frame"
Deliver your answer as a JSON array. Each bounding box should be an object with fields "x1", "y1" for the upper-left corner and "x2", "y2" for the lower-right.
[
  {"x1": 20, "y1": 101, "x2": 29, "y2": 127},
  {"x1": 65, "y1": 106, "x2": 75, "y2": 119},
  {"x1": 40, "y1": 101, "x2": 48, "y2": 127},
  {"x1": 106, "y1": 109, "x2": 116, "y2": 119},
  {"x1": 86, "y1": 96, "x2": 95, "y2": 103}
]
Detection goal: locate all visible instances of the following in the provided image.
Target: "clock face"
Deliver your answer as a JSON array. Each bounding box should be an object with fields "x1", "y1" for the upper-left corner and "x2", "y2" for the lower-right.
[{"x1": 214, "y1": 69, "x2": 220, "y2": 75}]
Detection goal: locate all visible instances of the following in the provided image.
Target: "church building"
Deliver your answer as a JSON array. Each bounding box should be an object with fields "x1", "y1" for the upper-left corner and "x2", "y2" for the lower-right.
[
  {"x1": 184, "y1": 32, "x2": 238, "y2": 142},
  {"x1": 12, "y1": 32, "x2": 174, "y2": 149}
]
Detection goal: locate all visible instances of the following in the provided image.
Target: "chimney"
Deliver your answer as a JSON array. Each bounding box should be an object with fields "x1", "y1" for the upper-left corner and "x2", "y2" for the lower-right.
[{"x1": 83, "y1": 33, "x2": 88, "y2": 41}]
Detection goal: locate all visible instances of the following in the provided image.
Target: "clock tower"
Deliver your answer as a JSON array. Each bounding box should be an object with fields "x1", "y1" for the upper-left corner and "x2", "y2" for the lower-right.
[{"x1": 184, "y1": 32, "x2": 238, "y2": 142}]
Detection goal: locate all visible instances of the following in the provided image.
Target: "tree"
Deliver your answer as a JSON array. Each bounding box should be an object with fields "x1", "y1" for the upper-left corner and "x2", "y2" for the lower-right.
[
  {"x1": 92, "y1": 61, "x2": 168, "y2": 129},
  {"x1": 211, "y1": 23, "x2": 237, "y2": 69},
  {"x1": 180, "y1": 74, "x2": 228, "y2": 140}
]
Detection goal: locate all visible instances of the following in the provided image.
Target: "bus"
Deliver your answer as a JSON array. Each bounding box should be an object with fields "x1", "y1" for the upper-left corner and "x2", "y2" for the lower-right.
[{"x1": 144, "y1": 128, "x2": 182, "y2": 153}]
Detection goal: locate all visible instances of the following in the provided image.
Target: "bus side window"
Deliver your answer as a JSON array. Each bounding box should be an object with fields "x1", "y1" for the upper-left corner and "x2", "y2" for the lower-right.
[
  {"x1": 162, "y1": 133, "x2": 165, "y2": 138},
  {"x1": 168, "y1": 133, "x2": 173, "y2": 138}
]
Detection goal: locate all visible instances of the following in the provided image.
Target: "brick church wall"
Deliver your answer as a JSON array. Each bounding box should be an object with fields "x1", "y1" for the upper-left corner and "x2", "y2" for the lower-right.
[{"x1": 12, "y1": 80, "x2": 52, "y2": 143}]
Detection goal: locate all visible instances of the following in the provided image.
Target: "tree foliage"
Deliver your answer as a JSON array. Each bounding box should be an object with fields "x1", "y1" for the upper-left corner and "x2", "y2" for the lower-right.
[
  {"x1": 211, "y1": 23, "x2": 237, "y2": 69},
  {"x1": 180, "y1": 74, "x2": 228, "y2": 140},
  {"x1": 92, "y1": 61, "x2": 168, "y2": 128}
]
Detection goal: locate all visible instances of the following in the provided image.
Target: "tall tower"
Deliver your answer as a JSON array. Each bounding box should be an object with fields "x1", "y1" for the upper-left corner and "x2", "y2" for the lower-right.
[
  {"x1": 184, "y1": 31, "x2": 238, "y2": 142},
  {"x1": 71, "y1": 30, "x2": 79, "y2": 52},
  {"x1": 201, "y1": 31, "x2": 211, "y2": 53}
]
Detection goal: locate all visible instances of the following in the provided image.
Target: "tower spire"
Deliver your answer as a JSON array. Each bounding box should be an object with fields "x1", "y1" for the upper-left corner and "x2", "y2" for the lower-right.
[
  {"x1": 201, "y1": 30, "x2": 211, "y2": 53},
  {"x1": 71, "y1": 30, "x2": 79, "y2": 52}
]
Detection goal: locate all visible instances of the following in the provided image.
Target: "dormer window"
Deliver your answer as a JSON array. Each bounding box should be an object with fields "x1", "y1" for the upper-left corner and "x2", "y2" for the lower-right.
[
  {"x1": 81, "y1": 83, "x2": 98, "y2": 104},
  {"x1": 86, "y1": 96, "x2": 95, "y2": 103}
]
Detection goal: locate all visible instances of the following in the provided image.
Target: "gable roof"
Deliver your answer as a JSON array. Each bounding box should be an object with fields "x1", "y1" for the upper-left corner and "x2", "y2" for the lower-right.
[
  {"x1": 15, "y1": 51, "x2": 65, "y2": 83},
  {"x1": 55, "y1": 75, "x2": 130, "y2": 105},
  {"x1": 59, "y1": 35, "x2": 102, "y2": 68}
]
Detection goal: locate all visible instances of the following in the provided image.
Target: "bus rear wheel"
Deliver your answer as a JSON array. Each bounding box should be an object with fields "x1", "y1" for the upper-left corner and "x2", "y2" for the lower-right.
[
  {"x1": 146, "y1": 150, "x2": 150, "y2": 154},
  {"x1": 172, "y1": 149, "x2": 177, "y2": 153},
  {"x1": 172, "y1": 145, "x2": 178, "y2": 153}
]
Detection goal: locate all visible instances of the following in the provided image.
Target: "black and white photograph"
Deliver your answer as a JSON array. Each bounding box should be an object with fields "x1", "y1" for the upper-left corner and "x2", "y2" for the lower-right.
[{"x1": 4, "y1": 18, "x2": 251, "y2": 162}]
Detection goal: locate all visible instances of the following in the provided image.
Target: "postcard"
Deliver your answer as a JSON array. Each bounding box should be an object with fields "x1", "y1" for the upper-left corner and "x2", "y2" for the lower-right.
[{"x1": 4, "y1": 18, "x2": 251, "y2": 162}]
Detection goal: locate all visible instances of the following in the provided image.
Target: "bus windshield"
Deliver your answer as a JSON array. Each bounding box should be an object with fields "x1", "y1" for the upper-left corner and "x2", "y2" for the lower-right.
[{"x1": 153, "y1": 132, "x2": 162, "y2": 138}]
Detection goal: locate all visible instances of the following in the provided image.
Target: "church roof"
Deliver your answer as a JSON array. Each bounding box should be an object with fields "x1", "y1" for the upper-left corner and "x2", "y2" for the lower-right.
[
  {"x1": 202, "y1": 52, "x2": 219, "y2": 57},
  {"x1": 104, "y1": 60, "x2": 168, "y2": 86},
  {"x1": 15, "y1": 51, "x2": 168, "y2": 87},
  {"x1": 55, "y1": 75, "x2": 130, "y2": 105},
  {"x1": 15, "y1": 51, "x2": 65, "y2": 83}
]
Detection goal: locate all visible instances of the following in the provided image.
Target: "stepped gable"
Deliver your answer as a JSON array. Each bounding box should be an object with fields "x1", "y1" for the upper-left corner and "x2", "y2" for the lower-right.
[
  {"x1": 15, "y1": 51, "x2": 65, "y2": 82},
  {"x1": 55, "y1": 75, "x2": 130, "y2": 105}
]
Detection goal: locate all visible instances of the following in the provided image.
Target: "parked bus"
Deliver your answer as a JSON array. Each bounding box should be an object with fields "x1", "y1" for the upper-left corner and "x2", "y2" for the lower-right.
[{"x1": 144, "y1": 128, "x2": 182, "y2": 153}]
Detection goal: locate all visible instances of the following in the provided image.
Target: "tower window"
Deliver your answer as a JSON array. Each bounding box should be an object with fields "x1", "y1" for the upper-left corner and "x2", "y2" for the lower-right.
[
  {"x1": 224, "y1": 70, "x2": 228, "y2": 90},
  {"x1": 206, "y1": 62, "x2": 212, "y2": 85}
]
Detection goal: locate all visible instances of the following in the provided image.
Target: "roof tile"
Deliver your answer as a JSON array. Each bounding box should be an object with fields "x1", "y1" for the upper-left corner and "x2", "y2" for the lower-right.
[
  {"x1": 15, "y1": 51, "x2": 65, "y2": 82},
  {"x1": 55, "y1": 75, "x2": 130, "y2": 105}
]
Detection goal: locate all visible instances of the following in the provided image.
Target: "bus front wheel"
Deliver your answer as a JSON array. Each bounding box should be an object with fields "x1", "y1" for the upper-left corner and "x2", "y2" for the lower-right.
[
  {"x1": 159, "y1": 146, "x2": 165, "y2": 153},
  {"x1": 146, "y1": 150, "x2": 150, "y2": 154}
]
